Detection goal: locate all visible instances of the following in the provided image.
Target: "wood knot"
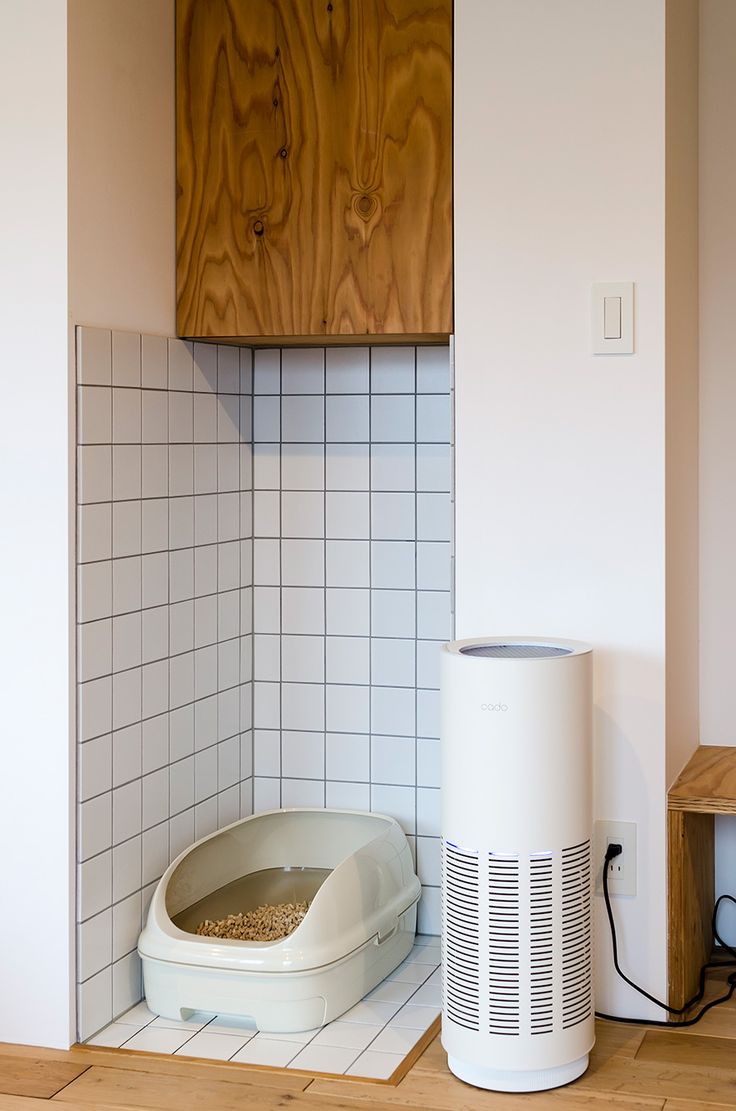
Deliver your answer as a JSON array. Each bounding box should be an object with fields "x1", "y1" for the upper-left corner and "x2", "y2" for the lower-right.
[
  {"x1": 354, "y1": 192, "x2": 378, "y2": 222},
  {"x1": 327, "y1": 2, "x2": 333, "y2": 10},
  {"x1": 253, "y1": 220, "x2": 265, "y2": 237},
  {"x1": 279, "y1": 148, "x2": 288, "y2": 159}
]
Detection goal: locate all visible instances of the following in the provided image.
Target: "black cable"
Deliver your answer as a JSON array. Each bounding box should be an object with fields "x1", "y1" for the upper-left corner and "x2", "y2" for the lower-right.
[{"x1": 595, "y1": 843, "x2": 736, "y2": 1027}]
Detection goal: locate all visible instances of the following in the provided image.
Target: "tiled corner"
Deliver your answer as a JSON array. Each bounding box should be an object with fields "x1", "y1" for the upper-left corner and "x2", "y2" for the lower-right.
[{"x1": 76, "y1": 333, "x2": 451, "y2": 1042}]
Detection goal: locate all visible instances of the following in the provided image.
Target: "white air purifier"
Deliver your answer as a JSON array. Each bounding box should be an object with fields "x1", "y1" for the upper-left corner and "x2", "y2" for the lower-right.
[{"x1": 440, "y1": 637, "x2": 593, "y2": 1093}]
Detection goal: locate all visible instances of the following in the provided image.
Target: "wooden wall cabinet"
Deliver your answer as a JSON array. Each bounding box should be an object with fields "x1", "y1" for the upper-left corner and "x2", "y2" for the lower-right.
[{"x1": 176, "y1": 0, "x2": 452, "y2": 344}]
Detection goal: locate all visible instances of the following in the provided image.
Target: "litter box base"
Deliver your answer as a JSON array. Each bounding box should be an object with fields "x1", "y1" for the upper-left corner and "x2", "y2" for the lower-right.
[
  {"x1": 138, "y1": 808, "x2": 421, "y2": 1032},
  {"x1": 142, "y1": 907, "x2": 416, "y2": 1032}
]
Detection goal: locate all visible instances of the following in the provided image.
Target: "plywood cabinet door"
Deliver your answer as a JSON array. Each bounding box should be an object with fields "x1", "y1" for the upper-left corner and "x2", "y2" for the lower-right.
[{"x1": 176, "y1": 0, "x2": 452, "y2": 342}]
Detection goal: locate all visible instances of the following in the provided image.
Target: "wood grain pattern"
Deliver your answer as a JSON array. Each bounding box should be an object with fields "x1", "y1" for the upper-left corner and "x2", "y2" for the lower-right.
[
  {"x1": 667, "y1": 809, "x2": 714, "y2": 1011},
  {"x1": 636, "y1": 1030, "x2": 736, "y2": 1070},
  {"x1": 309, "y1": 1073, "x2": 665, "y2": 1110},
  {"x1": 68, "y1": 1045, "x2": 310, "y2": 1089},
  {"x1": 53, "y1": 1066, "x2": 405, "y2": 1111},
  {"x1": 668, "y1": 746, "x2": 736, "y2": 814},
  {"x1": 0, "y1": 1055, "x2": 88, "y2": 1099},
  {"x1": 176, "y1": 0, "x2": 452, "y2": 341}
]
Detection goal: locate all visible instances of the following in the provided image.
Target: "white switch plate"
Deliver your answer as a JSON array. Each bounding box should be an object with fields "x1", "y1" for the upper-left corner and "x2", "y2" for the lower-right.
[{"x1": 592, "y1": 282, "x2": 634, "y2": 355}]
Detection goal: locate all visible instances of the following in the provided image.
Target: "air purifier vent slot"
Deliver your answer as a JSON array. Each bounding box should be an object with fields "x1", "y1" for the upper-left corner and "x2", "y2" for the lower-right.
[
  {"x1": 561, "y1": 840, "x2": 592, "y2": 1029},
  {"x1": 529, "y1": 853, "x2": 554, "y2": 1035},
  {"x1": 443, "y1": 844, "x2": 480, "y2": 1031},
  {"x1": 488, "y1": 854, "x2": 520, "y2": 1035},
  {"x1": 459, "y1": 644, "x2": 572, "y2": 658}
]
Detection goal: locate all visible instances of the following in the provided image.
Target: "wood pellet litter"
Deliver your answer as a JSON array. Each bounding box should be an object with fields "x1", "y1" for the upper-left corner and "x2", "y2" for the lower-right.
[{"x1": 195, "y1": 901, "x2": 309, "y2": 941}]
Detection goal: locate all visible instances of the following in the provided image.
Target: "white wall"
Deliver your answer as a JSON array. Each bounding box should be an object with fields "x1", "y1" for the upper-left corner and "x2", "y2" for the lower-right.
[
  {"x1": 68, "y1": 0, "x2": 175, "y2": 337},
  {"x1": 0, "y1": 1, "x2": 75, "y2": 1048},
  {"x1": 700, "y1": 0, "x2": 736, "y2": 922},
  {"x1": 454, "y1": 0, "x2": 695, "y2": 1019}
]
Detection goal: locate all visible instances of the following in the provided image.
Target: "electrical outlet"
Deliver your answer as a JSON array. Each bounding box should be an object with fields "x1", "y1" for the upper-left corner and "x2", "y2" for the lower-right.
[{"x1": 594, "y1": 820, "x2": 637, "y2": 897}]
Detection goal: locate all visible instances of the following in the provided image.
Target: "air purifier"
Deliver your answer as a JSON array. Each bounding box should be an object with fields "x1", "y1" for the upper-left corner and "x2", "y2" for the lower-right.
[{"x1": 440, "y1": 637, "x2": 593, "y2": 1092}]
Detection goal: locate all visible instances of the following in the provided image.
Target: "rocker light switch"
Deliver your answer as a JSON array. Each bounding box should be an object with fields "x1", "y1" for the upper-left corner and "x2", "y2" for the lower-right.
[
  {"x1": 603, "y1": 296, "x2": 622, "y2": 340},
  {"x1": 592, "y1": 282, "x2": 634, "y2": 355}
]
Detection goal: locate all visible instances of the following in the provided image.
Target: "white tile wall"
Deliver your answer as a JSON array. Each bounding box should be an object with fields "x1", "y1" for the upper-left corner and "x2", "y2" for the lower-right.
[
  {"x1": 76, "y1": 329, "x2": 254, "y2": 1040},
  {"x1": 250, "y1": 345, "x2": 451, "y2": 938},
  {"x1": 77, "y1": 334, "x2": 450, "y2": 1042}
]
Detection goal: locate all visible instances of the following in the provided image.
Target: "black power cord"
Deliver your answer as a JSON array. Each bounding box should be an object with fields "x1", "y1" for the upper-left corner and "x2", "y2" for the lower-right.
[{"x1": 596, "y1": 841, "x2": 736, "y2": 1027}]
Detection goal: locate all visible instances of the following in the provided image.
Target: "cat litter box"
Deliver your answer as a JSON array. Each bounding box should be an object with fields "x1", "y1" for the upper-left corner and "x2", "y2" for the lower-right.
[{"x1": 138, "y1": 808, "x2": 421, "y2": 1032}]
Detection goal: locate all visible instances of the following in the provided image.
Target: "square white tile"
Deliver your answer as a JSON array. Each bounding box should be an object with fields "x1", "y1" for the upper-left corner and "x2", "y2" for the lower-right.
[
  {"x1": 370, "y1": 395, "x2": 414, "y2": 442},
  {"x1": 416, "y1": 395, "x2": 451, "y2": 443},
  {"x1": 371, "y1": 493, "x2": 415, "y2": 541},
  {"x1": 281, "y1": 634, "x2": 324, "y2": 683},
  {"x1": 78, "y1": 326, "x2": 112, "y2": 385},
  {"x1": 311, "y1": 1021, "x2": 382, "y2": 1051},
  {"x1": 371, "y1": 443, "x2": 415, "y2": 491},
  {"x1": 370, "y1": 347, "x2": 415, "y2": 393},
  {"x1": 281, "y1": 682, "x2": 325, "y2": 732},
  {"x1": 325, "y1": 685, "x2": 370, "y2": 734},
  {"x1": 231, "y1": 1037, "x2": 302, "y2": 1067},
  {"x1": 347, "y1": 1049, "x2": 405, "y2": 1079},
  {"x1": 281, "y1": 347, "x2": 324, "y2": 394},
  {"x1": 325, "y1": 636, "x2": 369, "y2": 685},
  {"x1": 326, "y1": 395, "x2": 369, "y2": 442},
  {"x1": 325, "y1": 733, "x2": 369, "y2": 782},
  {"x1": 326, "y1": 492, "x2": 369, "y2": 539},
  {"x1": 416, "y1": 442, "x2": 451, "y2": 491},
  {"x1": 325, "y1": 540, "x2": 369, "y2": 587},
  {"x1": 325, "y1": 443, "x2": 369, "y2": 490},
  {"x1": 253, "y1": 395, "x2": 280, "y2": 441},
  {"x1": 287, "y1": 1043, "x2": 359, "y2": 1074},
  {"x1": 326, "y1": 347, "x2": 369, "y2": 393},
  {"x1": 281, "y1": 443, "x2": 324, "y2": 490},
  {"x1": 141, "y1": 334, "x2": 168, "y2": 389},
  {"x1": 282, "y1": 587, "x2": 324, "y2": 635},
  {"x1": 282, "y1": 538, "x2": 324, "y2": 586},
  {"x1": 371, "y1": 684, "x2": 418, "y2": 737},
  {"x1": 282, "y1": 491, "x2": 324, "y2": 538},
  {"x1": 281, "y1": 395, "x2": 324, "y2": 443},
  {"x1": 254, "y1": 349, "x2": 281, "y2": 394},
  {"x1": 371, "y1": 639, "x2": 415, "y2": 687},
  {"x1": 122, "y1": 1026, "x2": 194, "y2": 1054},
  {"x1": 325, "y1": 587, "x2": 369, "y2": 636},
  {"x1": 371, "y1": 590, "x2": 415, "y2": 639},
  {"x1": 175, "y1": 1029, "x2": 251, "y2": 1060},
  {"x1": 417, "y1": 346, "x2": 450, "y2": 392}
]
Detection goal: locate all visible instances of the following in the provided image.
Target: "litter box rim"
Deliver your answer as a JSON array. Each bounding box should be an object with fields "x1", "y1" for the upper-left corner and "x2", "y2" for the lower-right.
[{"x1": 138, "y1": 807, "x2": 420, "y2": 974}]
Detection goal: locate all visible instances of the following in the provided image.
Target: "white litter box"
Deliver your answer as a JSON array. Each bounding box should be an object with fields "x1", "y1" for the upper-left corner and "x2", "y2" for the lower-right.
[{"x1": 138, "y1": 808, "x2": 420, "y2": 1032}]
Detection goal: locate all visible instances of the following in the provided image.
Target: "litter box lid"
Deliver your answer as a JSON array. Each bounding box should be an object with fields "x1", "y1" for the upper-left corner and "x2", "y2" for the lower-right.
[{"x1": 139, "y1": 808, "x2": 421, "y2": 974}]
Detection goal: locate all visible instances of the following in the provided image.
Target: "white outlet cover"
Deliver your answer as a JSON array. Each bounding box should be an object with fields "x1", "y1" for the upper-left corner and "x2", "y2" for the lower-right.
[{"x1": 594, "y1": 819, "x2": 637, "y2": 897}]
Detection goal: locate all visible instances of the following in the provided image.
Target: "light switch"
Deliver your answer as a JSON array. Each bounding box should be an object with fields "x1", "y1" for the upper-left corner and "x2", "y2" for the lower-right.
[
  {"x1": 592, "y1": 282, "x2": 634, "y2": 355},
  {"x1": 603, "y1": 296, "x2": 622, "y2": 340}
]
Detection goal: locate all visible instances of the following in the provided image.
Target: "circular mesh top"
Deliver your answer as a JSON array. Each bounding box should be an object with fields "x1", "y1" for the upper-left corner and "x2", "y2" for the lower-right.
[{"x1": 459, "y1": 644, "x2": 572, "y2": 658}]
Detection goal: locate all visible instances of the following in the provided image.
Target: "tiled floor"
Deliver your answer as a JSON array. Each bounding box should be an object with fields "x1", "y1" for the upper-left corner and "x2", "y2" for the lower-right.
[{"x1": 85, "y1": 935, "x2": 440, "y2": 1080}]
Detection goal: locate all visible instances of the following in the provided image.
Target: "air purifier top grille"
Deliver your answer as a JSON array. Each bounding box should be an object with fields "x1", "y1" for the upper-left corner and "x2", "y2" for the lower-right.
[{"x1": 459, "y1": 644, "x2": 572, "y2": 659}]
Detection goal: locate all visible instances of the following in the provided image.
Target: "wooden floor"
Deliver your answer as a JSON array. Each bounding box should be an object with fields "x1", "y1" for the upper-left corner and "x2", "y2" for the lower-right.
[{"x1": 5, "y1": 979, "x2": 736, "y2": 1111}]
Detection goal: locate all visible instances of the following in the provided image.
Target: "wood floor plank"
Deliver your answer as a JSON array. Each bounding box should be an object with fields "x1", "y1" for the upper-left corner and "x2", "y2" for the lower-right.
[
  {"x1": 5, "y1": 1043, "x2": 309, "y2": 1091},
  {"x1": 53, "y1": 1065, "x2": 420, "y2": 1111},
  {"x1": 573, "y1": 1053, "x2": 736, "y2": 1105},
  {"x1": 0, "y1": 1097, "x2": 133, "y2": 1111},
  {"x1": 636, "y1": 1029, "x2": 736, "y2": 1069},
  {"x1": 307, "y1": 1075, "x2": 665, "y2": 1110},
  {"x1": 0, "y1": 1054, "x2": 88, "y2": 1098}
]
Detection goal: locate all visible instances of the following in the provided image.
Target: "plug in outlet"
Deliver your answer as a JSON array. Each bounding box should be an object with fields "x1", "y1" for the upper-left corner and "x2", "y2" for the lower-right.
[{"x1": 594, "y1": 820, "x2": 637, "y2": 897}]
